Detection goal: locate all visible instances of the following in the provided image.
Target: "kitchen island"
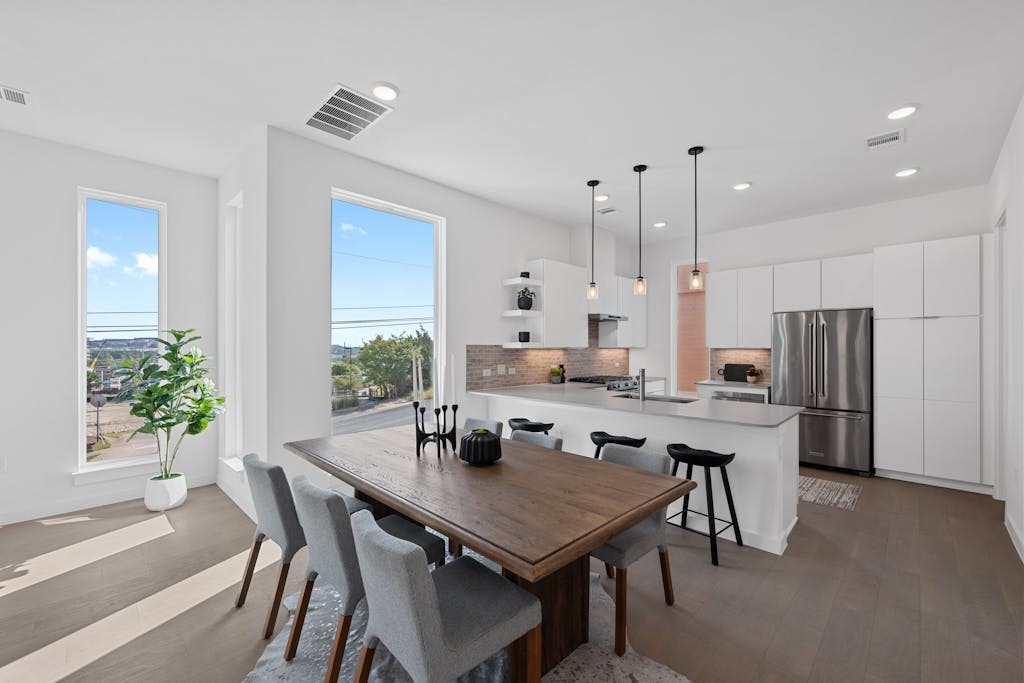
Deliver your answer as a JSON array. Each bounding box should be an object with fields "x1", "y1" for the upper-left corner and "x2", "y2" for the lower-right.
[{"x1": 471, "y1": 383, "x2": 803, "y2": 554}]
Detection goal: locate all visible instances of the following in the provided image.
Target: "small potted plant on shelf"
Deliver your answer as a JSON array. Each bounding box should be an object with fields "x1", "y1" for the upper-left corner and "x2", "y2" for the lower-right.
[
  {"x1": 746, "y1": 367, "x2": 763, "y2": 384},
  {"x1": 118, "y1": 329, "x2": 225, "y2": 512},
  {"x1": 549, "y1": 367, "x2": 564, "y2": 384},
  {"x1": 517, "y1": 287, "x2": 535, "y2": 311}
]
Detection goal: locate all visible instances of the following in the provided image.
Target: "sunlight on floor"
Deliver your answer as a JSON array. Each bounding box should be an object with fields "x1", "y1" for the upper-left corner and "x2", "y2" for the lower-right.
[
  {"x1": 38, "y1": 515, "x2": 96, "y2": 526},
  {"x1": 0, "y1": 543, "x2": 281, "y2": 683},
  {"x1": 0, "y1": 515, "x2": 175, "y2": 598}
]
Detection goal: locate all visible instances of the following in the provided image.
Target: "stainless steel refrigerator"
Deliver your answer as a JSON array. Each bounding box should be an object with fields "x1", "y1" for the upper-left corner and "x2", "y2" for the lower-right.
[{"x1": 772, "y1": 308, "x2": 873, "y2": 474}]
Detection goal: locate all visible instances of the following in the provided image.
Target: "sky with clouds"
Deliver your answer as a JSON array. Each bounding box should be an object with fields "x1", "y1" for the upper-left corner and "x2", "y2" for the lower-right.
[
  {"x1": 85, "y1": 198, "x2": 159, "y2": 340},
  {"x1": 331, "y1": 199, "x2": 434, "y2": 349}
]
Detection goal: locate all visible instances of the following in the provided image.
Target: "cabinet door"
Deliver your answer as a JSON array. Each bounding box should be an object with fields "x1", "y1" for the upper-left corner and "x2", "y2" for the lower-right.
[
  {"x1": 541, "y1": 260, "x2": 589, "y2": 348},
  {"x1": 705, "y1": 270, "x2": 738, "y2": 348},
  {"x1": 873, "y1": 318, "x2": 923, "y2": 399},
  {"x1": 924, "y1": 316, "x2": 979, "y2": 402},
  {"x1": 924, "y1": 399, "x2": 980, "y2": 483},
  {"x1": 773, "y1": 260, "x2": 821, "y2": 312},
  {"x1": 873, "y1": 242, "x2": 923, "y2": 318},
  {"x1": 737, "y1": 266, "x2": 773, "y2": 348},
  {"x1": 617, "y1": 276, "x2": 634, "y2": 346},
  {"x1": 821, "y1": 253, "x2": 873, "y2": 309},
  {"x1": 924, "y1": 235, "x2": 980, "y2": 317},
  {"x1": 875, "y1": 397, "x2": 924, "y2": 474}
]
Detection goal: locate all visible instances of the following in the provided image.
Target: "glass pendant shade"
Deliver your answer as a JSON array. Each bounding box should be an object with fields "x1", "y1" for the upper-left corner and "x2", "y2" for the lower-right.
[
  {"x1": 634, "y1": 276, "x2": 647, "y2": 296},
  {"x1": 689, "y1": 268, "x2": 704, "y2": 291},
  {"x1": 586, "y1": 281, "x2": 600, "y2": 300}
]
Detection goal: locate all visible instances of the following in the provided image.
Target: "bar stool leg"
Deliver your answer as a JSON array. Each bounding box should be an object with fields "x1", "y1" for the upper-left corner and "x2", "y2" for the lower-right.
[
  {"x1": 681, "y1": 463, "x2": 694, "y2": 528},
  {"x1": 594, "y1": 444, "x2": 603, "y2": 460},
  {"x1": 704, "y1": 467, "x2": 718, "y2": 566},
  {"x1": 720, "y1": 466, "x2": 743, "y2": 547}
]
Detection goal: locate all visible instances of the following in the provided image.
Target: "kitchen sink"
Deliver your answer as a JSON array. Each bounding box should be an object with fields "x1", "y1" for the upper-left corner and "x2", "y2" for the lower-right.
[{"x1": 614, "y1": 393, "x2": 697, "y2": 404}]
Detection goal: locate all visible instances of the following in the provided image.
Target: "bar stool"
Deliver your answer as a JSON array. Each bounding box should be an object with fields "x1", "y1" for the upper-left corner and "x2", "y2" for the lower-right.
[
  {"x1": 590, "y1": 431, "x2": 647, "y2": 460},
  {"x1": 507, "y1": 418, "x2": 554, "y2": 435},
  {"x1": 665, "y1": 444, "x2": 743, "y2": 566}
]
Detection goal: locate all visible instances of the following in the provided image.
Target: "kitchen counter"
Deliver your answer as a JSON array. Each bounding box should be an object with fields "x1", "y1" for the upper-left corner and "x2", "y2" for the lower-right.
[{"x1": 471, "y1": 383, "x2": 799, "y2": 427}]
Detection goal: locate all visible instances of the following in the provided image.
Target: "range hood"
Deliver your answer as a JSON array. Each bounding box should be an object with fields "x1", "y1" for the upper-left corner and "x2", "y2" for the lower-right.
[{"x1": 589, "y1": 313, "x2": 628, "y2": 322}]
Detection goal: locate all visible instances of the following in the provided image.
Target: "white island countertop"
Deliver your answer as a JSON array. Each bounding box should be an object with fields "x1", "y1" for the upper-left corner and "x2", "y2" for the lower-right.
[{"x1": 470, "y1": 383, "x2": 802, "y2": 428}]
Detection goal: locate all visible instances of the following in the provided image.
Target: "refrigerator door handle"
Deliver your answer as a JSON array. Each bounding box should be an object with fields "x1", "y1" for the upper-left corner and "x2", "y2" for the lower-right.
[
  {"x1": 803, "y1": 410, "x2": 864, "y2": 420},
  {"x1": 808, "y1": 321, "x2": 816, "y2": 398},
  {"x1": 820, "y1": 318, "x2": 828, "y2": 399}
]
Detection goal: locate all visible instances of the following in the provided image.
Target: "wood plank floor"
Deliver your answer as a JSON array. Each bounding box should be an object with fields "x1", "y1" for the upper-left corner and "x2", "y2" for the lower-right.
[{"x1": 0, "y1": 470, "x2": 1021, "y2": 682}]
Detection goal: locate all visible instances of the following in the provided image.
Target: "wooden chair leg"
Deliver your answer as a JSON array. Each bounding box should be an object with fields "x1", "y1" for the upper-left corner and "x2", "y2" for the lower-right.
[
  {"x1": 284, "y1": 577, "x2": 315, "y2": 661},
  {"x1": 352, "y1": 643, "x2": 375, "y2": 683},
  {"x1": 235, "y1": 536, "x2": 263, "y2": 608},
  {"x1": 526, "y1": 623, "x2": 542, "y2": 682},
  {"x1": 659, "y1": 549, "x2": 675, "y2": 605},
  {"x1": 614, "y1": 566, "x2": 628, "y2": 656},
  {"x1": 325, "y1": 614, "x2": 354, "y2": 683},
  {"x1": 604, "y1": 562, "x2": 615, "y2": 579},
  {"x1": 263, "y1": 562, "x2": 290, "y2": 639},
  {"x1": 450, "y1": 538, "x2": 463, "y2": 558}
]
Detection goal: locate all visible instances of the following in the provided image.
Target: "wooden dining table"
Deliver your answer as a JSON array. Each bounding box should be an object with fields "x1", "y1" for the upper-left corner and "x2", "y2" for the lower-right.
[{"x1": 284, "y1": 425, "x2": 694, "y2": 680}]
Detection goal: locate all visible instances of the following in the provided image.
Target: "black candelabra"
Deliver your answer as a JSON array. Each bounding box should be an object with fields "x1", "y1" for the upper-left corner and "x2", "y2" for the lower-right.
[{"x1": 413, "y1": 401, "x2": 458, "y2": 456}]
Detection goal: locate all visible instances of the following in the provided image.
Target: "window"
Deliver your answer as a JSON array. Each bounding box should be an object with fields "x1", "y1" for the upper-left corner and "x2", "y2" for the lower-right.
[
  {"x1": 330, "y1": 191, "x2": 444, "y2": 435},
  {"x1": 79, "y1": 189, "x2": 166, "y2": 467}
]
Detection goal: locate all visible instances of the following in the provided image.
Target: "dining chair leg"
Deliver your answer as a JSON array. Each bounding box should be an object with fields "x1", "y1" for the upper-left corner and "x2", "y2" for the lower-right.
[
  {"x1": 352, "y1": 643, "x2": 375, "y2": 683},
  {"x1": 235, "y1": 535, "x2": 263, "y2": 608},
  {"x1": 284, "y1": 577, "x2": 315, "y2": 661},
  {"x1": 526, "y1": 623, "x2": 542, "y2": 682},
  {"x1": 614, "y1": 566, "x2": 628, "y2": 656},
  {"x1": 604, "y1": 562, "x2": 615, "y2": 579},
  {"x1": 326, "y1": 614, "x2": 354, "y2": 683},
  {"x1": 263, "y1": 562, "x2": 290, "y2": 639},
  {"x1": 658, "y1": 547, "x2": 675, "y2": 606}
]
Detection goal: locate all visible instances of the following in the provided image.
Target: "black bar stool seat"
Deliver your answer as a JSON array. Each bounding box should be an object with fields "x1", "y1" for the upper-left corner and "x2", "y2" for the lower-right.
[
  {"x1": 590, "y1": 431, "x2": 647, "y2": 459},
  {"x1": 507, "y1": 418, "x2": 554, "y2": 434},
  {"x1": 666, "y1": 443, "x2": 743, "y2": 566}
]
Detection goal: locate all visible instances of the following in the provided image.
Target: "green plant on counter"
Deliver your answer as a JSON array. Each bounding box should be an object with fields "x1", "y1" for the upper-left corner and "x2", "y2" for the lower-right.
[{"x1": 549, "y1": 367, "x2": 562, "y2": 376}]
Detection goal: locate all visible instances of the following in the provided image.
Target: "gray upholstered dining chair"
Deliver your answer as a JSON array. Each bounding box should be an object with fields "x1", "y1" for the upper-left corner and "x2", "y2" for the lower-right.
[
  {"x1": 463, "y1": 417, "x2": 503, "y2": 438},
  {"x1": 510, "y1": 429, "x2": 563, "y2": 451},
  {"x1": 237, "y1": 453, "x2": 311, "y2": 639},
  {"x1": 591, "y1": 444, "x2": 675, "y2": 656},
  {"x1": 349, "y1": 510, "x2": 543, "y2": 682},
  {"x1": 286, "y1": 477, "x2": 445, "y2": 682}
]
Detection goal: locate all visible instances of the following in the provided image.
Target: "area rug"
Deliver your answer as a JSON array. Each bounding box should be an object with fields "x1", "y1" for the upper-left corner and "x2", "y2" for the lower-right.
[
  {"x1": 244, "y1": 553, "x2": 690, "y2": 682},
  {"x1": 798, "y1": 475, "x2": 863, "y2": 511}
]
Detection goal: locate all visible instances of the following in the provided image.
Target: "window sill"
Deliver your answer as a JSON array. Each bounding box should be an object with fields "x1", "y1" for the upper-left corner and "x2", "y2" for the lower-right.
[{"x1": 73, "y1": 457, "x2": 159, "y2": 487}]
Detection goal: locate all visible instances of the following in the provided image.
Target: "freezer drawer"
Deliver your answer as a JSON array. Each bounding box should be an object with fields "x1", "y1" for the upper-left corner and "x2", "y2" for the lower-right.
[{"x1": 799, "y1": 410, "x2": 872, "y2": 473}]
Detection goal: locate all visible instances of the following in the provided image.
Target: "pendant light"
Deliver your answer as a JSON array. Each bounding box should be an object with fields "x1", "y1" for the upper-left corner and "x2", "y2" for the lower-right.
[
  {"x1": 633, "y1": 164, "x2": 648, "y2": 296},
  {"x1": 688, "y1": 146, "x2": 705, "y2": 291},
  {"x1": 586, "y1": 179, "x2": 600, "y2": 300}
]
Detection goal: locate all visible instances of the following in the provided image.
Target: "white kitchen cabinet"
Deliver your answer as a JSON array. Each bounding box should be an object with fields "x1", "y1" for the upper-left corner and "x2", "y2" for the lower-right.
[
  {"x1": 875, "y1": 397, "x2": 924, "y2": 474},
  {"x1": 527, "y1": 259, "x2": 588, "y2": 348},
  {"x1": 737, "y1": 266, "x2": 773, "y2": 348},
  {"x1": 821, "y1": 253, "x2": 873, "y2": 309},
  {"x1": 599, "y1": 276, "x2": 646, "y2": 348},
  {"x1": 924, "y1": 316, "x2": 979, "y2": 403},
  {"x1": 773, "y1": 260, "x2": 820, "y2": 312},
  {"x1": 873, "y1": 242, "x2": 923, "y2": 318},
  {"x1": 924, "y1": 399, "x2": 981, "y2": 483},
  {"x1": 981, "y1": 233, "x2": 995, "y2": 485},
  {"x1": 924, "y1": 235, "x2": 980, "y2": 317},
  {"x1": 873, "y1": 318, "x2": 923, "y2": 399},
  {"x1": 705, "y1": 269, "x2": 738, "y2": 348}
]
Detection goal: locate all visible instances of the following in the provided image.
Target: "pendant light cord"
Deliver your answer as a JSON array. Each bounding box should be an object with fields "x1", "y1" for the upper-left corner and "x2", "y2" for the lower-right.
[
  {"x1": 590, "y1": 183, "x2": 596, "y2": 283},
  {"x1": 693, "y1": 151, "x2": 698, "y2": 272},
  {"x1": 637, "y1": 169, "x2": 643, "y2": 278}
]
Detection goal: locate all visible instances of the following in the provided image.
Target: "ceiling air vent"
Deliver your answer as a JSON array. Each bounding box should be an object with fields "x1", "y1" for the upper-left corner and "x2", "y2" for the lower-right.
[
  {"x1": 1, "y1": 85, "x2": 29, "y2": 105},
  {"x1": 865, "y1": 128, "x2": 905, "y2": 150},
  {"x1": 305, "y1": 84, "x2": 392, "y2": 141},
  {"x1": 597, "y1": 207, "x2": 618, "y2": 215}
]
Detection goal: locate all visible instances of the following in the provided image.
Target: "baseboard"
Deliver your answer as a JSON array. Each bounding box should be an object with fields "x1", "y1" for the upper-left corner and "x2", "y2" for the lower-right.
[
  {"x1": 875, "y1": 469, "x2": 995, "y2": 495},
  {"x1": 1006, "y1": 516, "x2": 1024, "y2": 566}
]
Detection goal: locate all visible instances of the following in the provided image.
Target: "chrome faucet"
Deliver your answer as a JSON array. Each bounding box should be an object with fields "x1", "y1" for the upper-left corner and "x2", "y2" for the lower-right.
[{"x1": 638, "y1": 368, "x2": 647, "y2": 401}]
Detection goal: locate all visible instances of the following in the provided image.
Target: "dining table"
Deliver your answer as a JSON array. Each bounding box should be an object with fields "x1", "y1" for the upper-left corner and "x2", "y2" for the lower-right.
[{"x1": 284, "y1": 424, "x2": 694, "y2": 680}]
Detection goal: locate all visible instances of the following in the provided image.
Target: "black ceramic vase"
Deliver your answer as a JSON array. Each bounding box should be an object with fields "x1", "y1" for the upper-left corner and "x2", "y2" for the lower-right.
[
  {"x1": 517, "y1": 295, "x2": 533, "y2": 310},
  {"x1": 459, "y1": 429, "x2": 502, "y2": 466}
]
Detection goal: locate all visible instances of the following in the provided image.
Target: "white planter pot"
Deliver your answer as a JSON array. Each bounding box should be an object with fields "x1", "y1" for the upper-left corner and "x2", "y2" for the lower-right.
[{"x1": 144, "y1": 473, "x2": 188, "y2": 511}]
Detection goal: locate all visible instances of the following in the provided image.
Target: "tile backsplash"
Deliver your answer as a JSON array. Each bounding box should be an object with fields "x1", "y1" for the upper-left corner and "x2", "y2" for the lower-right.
[
  {"x1": 467, "y1": 321, "x2": 629, "y2": 390},
  {"x1": 709, "y1": 348, "x2": 772, "y2": 384}
]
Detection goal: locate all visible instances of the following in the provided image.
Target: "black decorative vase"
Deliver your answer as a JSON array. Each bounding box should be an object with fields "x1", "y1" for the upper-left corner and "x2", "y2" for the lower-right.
[
  {"x1": 517, "y1": 295, "x2": 533, "y2": 310},
  {"x1": 459, "y1": 429, "x2": 502, "y2": 466}
]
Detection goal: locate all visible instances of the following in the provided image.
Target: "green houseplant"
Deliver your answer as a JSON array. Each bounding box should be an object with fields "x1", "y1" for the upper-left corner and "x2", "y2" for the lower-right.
[{"x1": 118, "y1": 329, "x2": 225, "y2": 511}]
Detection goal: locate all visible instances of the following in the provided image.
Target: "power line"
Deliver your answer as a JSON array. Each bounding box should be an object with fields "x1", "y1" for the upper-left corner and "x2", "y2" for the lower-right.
[
  {"x1": 331, "y1": 305, "x2": 433, "y2": 310},
  {"x1": 332, "y1": 250, "x2": 432, "y2": 269},
  {"x1": 331, "y1": 316, "x2": 432, "y2": 325},
  {"x1": 331, "y1": 321, "x2": 433, "y2": 330}
]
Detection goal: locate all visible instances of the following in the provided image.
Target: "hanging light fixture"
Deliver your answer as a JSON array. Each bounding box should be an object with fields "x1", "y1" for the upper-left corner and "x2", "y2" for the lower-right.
[
  {"x1": 688, "y1": 146, "x2": 705, "y2": 290},
  {"x1": 586, "y1": 179, "x2": 600, "y2": 300},
  {"x1": 633, "y1": 164, "x2": 648, "y2": 296}
]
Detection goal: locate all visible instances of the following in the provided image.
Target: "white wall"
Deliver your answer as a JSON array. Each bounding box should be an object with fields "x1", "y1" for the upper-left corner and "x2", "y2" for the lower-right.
[
  {"x1": 630, "y1": 185, "x2": 992, "y2": 380},
  {"x1": 0, "y1": 130, "x2": 218, "y2": 524},
  {"x1": 990, "y1": 95, "x2": 1024, "y2": 561}
]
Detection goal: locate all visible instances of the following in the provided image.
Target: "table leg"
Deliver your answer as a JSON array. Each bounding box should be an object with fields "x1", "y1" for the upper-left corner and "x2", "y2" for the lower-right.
[{"x1": 505, "y1": 554, "x2": 590, "y2": 680}]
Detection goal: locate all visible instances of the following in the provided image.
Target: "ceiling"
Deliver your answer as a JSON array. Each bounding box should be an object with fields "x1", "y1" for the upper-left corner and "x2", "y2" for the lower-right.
[{"x1": 2, "y1": 0, "x2": 1023, "y2": 243}]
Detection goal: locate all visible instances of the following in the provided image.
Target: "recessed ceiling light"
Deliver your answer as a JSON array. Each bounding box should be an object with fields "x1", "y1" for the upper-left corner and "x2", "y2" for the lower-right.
[
  {"x1": 733, "y1": 182, "x2": 752, "y2": 191},
  {"x1": 653, "y1": 221, "x2": 667, "y2": 228},
  {"x1": 371, "y1": 82, "x2": 400, "y2": 101},
  {"x1": 895, "y1": 168, "x2": 918, "y2": 178},
  {"x1": 594, "y1": 194, "x2": 610, "y2": 202},
  {"x1": 887, "y1": 105, "x2": 918, "y2": 120}
]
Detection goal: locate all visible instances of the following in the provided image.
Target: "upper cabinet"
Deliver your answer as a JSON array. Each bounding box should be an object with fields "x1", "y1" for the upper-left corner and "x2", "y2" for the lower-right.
[
  {"x1": 705, "y1": 270, "x2": 738, "y2": 348},
  {"x1": 821, "y1": 254, "x2": 873, "y2": 309},
  {"x1": 873, "y1": 242, "x2": 923, "y2": 318},
  {"x1": 773, "y1": 260, "x2": 821, "y2": 312},
  {"x1": 923, "y1": 235, "x2": 980, "y2": 317},
  {"x1": 706, "y1": 266, "x2": 772, "y2": 348},
  {"x1": 525, "y1": 258, "x2": 588, "y2": 348}
]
